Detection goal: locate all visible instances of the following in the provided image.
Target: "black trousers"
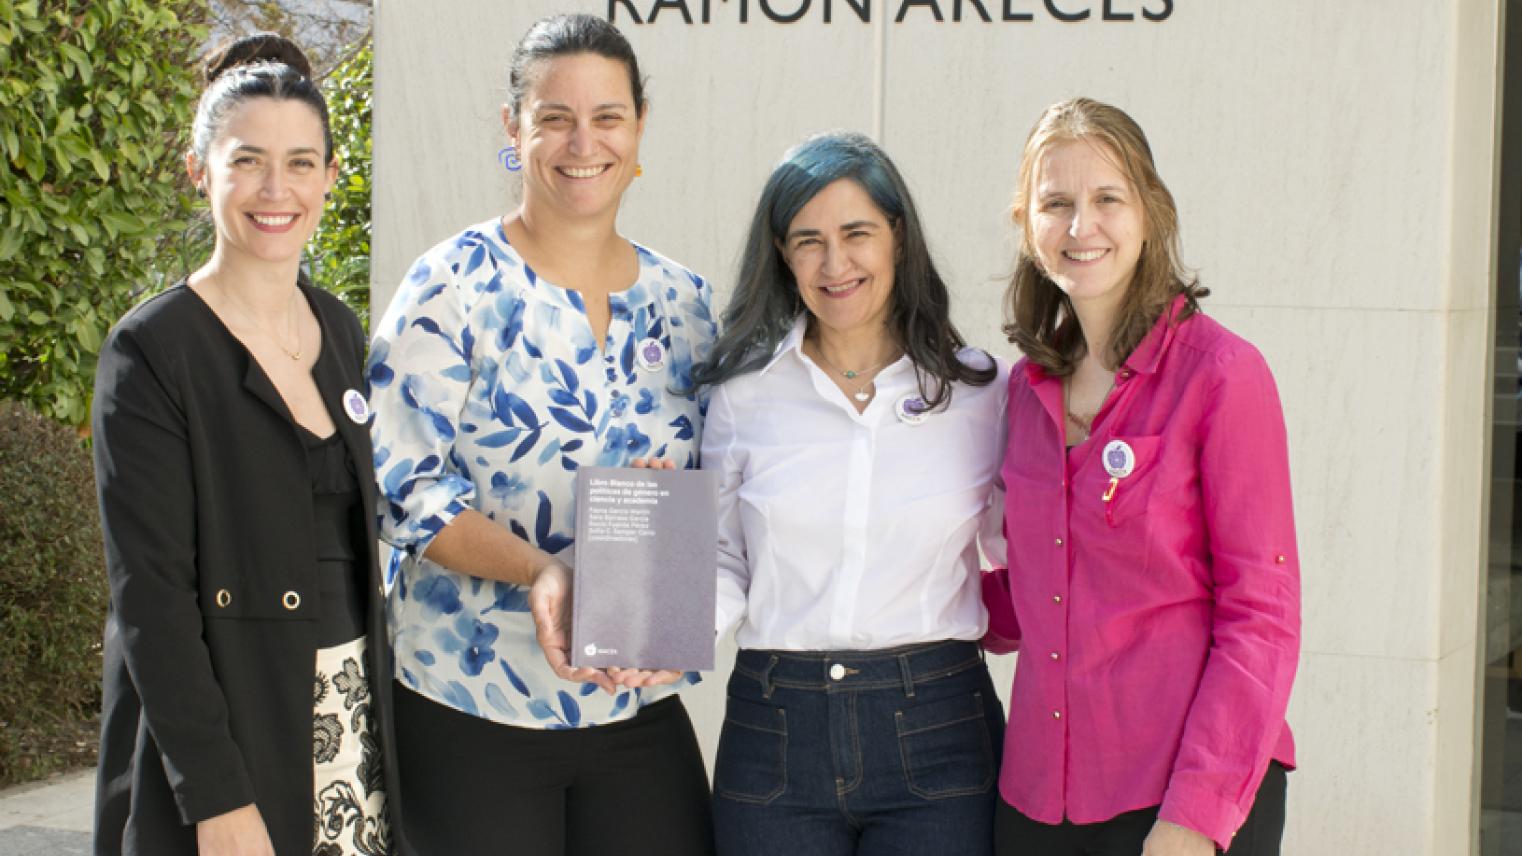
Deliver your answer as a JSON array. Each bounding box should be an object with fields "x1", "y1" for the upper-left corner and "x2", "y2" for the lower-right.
[
  {"x1": 995, "y1": 762, "x2": 1288, "y2": 856},
  {"x1": 394, "y1": 683, "x2": 715, "y2": 856}
]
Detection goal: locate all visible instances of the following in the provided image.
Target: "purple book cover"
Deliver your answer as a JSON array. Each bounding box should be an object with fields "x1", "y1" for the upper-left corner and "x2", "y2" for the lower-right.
[{"x1": 571, "y1": 466, "x2": 718, "y2": 670}]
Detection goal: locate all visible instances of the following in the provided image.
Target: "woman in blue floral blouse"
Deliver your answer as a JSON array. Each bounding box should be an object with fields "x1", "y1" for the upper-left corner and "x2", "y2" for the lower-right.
[{"x1": 365, "y1": 14, "x2": 716, "y2": 856}]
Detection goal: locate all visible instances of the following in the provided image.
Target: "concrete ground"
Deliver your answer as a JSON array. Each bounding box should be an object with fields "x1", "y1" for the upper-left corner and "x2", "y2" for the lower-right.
[{"x1": 0, "y1": 771, "x2": 91, "y2": 855}]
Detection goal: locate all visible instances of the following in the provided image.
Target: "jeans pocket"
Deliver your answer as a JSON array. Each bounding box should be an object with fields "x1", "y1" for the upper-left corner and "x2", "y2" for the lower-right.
[
  {"x1": 714, "y1": 694, "x2": 788, "y2": 805},
  {"x1": 896, "y1": 690, "x2": 995, "y2": 800}
]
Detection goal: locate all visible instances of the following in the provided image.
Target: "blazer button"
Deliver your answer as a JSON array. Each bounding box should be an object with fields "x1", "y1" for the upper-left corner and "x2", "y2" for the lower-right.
[
  {"x1": 282, "y1": 591, "x2": 301, "y2": 610},
  {"x1": 215, "y1": 589, "x2": 232, "y2": 608}
]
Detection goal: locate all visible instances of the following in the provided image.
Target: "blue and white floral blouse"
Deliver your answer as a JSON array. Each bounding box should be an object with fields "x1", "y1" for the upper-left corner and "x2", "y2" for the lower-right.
[{"x1": 367, "y1": 218, "x2": 715, "y2": 729}]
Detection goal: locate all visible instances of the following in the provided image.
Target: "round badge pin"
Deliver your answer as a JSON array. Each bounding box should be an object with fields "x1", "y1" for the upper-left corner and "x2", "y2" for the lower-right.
[
  {"x1": 342, "y1": 389, "x2": 370, "y2": 425},
  {"x1": 1102, "y1": 439, "x2": 1136, "y2": 478},
  {"x1": 636, "y1": 337, "x2": 666, "y2": 371},
  {"x1": 895, "y1": 393, "x2": 930, "y2": 426}
]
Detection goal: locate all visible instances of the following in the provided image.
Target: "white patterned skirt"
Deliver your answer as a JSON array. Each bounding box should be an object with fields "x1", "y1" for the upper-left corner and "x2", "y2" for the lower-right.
[{"x1": 313, "y1": 636, "x2": 389, "y2": 856}]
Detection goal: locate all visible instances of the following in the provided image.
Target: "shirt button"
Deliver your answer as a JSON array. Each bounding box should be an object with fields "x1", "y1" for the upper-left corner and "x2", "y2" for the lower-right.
[
  {"x1": 1276, "y1": 554, "x2": 1287, "y2": 564},
  {"x1": 1050, "y1": 652, "x2": 1060, "y2": 661},
  {"x1": 1054, "y1": 537, "x2": 1064, "y2": 546},
  {"x1": 1052, "y1": 710, "x2": 1062, "y2": 720},
  {"x1": 829, "y1": 663, "x2": 846, "y2": 680},
  {"x1": 1052, "y1": 595, "x2": 1063, "y2": 604}
]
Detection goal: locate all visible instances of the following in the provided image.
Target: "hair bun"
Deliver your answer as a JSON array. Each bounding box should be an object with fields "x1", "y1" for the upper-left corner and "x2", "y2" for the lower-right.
[{"x1": 203, "y1": 33, "x2": 313, "y2": 85}]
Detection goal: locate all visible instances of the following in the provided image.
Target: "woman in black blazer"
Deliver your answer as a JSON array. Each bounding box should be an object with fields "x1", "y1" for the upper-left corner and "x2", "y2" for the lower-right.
[{"x1": 91, "y1": 35, "x2": 402, "y2": 856}]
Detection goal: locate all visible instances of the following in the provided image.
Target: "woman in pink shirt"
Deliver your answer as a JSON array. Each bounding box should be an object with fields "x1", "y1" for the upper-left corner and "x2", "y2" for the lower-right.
[{"x1": 984, "y1": 98, "x2": 1300, "y2": 856}]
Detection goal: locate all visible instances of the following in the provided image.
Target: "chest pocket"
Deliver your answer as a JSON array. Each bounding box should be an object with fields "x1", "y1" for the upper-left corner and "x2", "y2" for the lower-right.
[{"x1": 1075, "y1": 434, "x2": 1165, "y2": 528}]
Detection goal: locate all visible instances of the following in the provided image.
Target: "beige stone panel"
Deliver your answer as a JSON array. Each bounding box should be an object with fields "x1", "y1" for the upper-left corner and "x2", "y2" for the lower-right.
[
  {"x1": 1442, "y1": 308, "x2": 1488, "y2": 660},
  {"x1": 1444, "y1": 0, "x2": 1504, "y2": 314},
  {"x1": 1284, "y1": 651, "x2": 1437, "y2": 855},
  {"x1": 1435, "y1": 640, "x2": 1481, "y2": 854}
]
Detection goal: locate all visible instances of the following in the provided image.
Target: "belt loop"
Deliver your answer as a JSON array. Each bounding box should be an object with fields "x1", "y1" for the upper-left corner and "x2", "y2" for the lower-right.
[
  {"x1": 760, "y1": 654, "x2": 780, "y2": 700},
  {"x1": 899, "y1": 653, "x2": 915, "y2": 698}
]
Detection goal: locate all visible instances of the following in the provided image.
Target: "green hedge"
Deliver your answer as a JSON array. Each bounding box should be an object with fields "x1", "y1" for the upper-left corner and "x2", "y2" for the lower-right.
[
  {"x1": 309, "y1": 40, "x2": 372, "y2": 327},
  {"x1": 0, "y1": 402, "x2": 108, "y2": 786},
  {"x1": 0, "y1": 0, "x2": 206, "y2": 426}
]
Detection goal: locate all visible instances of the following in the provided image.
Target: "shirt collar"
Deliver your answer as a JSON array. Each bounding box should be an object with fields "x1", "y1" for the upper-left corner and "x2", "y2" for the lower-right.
[
  {"x1": 1123, "y1": 293, "x2": 1190, "y2": 376},
  {"x1": 1022, "y1": 293, "x2": 1190, "y2": 384},
  {"x1": 757, "y1": 314, "x2": 810, "y2": 376}
]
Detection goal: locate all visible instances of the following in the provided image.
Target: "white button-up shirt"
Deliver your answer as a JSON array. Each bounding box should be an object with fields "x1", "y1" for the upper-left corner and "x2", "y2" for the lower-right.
[{"x1": 702, "y1": 318, "x2": 1009, "y2": 651}]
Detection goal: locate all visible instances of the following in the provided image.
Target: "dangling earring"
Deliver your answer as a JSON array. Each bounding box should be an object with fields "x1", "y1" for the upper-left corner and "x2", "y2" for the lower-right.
[
  {"x1": 498, "y1": 145, "x2": 522, "y2": 172},
  {"x1": 635, "y1": 163, "x2": 643, "y2": 177}
]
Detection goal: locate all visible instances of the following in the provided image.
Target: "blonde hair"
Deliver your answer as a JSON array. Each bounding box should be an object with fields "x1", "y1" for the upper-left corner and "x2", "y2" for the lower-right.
[{"x1": 1003, "y1": 97, "x2": 1206, "y2": 375}]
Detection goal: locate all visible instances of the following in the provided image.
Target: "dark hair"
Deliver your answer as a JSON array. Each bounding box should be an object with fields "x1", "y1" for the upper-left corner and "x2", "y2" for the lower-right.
[
  {"x1": 1003, "y1": 98, "x2": 1207, "y2": 375},
  {"x1": 507, "y1": 14, "x2": 647, "y2": 119},
  {"x1": 692, "y1": 131, "x2": 995, "y2": 409},
  {"x1": 192, "y1": 33, "x2": 331, "y2": 162}
]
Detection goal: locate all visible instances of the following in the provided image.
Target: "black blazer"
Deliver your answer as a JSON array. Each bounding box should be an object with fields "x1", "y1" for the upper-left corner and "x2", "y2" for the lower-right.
[{"x1": 91, "y1": 282, "x2": 408, "y2": 855}]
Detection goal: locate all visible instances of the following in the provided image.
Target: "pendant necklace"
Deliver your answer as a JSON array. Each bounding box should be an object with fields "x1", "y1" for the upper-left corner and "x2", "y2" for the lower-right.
[
  {"x1": 1064, "y1": 373, "x2": 1116, "y2": 442},
  {"x1": 814, "y1": 348, "x2": 894, "y2": 403}
]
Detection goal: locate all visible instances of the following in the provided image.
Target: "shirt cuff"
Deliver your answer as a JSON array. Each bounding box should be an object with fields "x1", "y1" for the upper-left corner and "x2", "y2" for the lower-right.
[
  {"x1": 979, "y1": 569, "x2": 1020, "y2": 654},
  {"x1": 1158, "y1": 780, "x2": 1250, "y2": 852},
  {"x1": 406, "y1": 496, "x2": 470, "y2": 563}
]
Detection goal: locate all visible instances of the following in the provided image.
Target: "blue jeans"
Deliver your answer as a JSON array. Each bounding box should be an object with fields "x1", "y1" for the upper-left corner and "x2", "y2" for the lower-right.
[{"x1": 713, "y1": 641, "x2": 1005, "y2": 856}]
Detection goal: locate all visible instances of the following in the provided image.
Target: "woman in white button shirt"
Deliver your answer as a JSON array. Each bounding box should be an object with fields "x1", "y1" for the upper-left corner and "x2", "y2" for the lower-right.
[{"x1": 692, "y1": 131, "x2": 1010, "y2": 856}]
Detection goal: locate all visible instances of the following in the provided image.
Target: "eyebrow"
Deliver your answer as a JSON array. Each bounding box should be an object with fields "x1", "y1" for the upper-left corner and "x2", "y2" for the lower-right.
[
  {"x1": 534, "y1": 102, "x2": 630, "y2": 113},
  {"x1": 229, "y1": 144, "x2": 322, "y2": 157},
  {"x1": 1039, "y1": 184, "x2": 1129, "y2": 197},
  {"x1": 785, "y1": 220, "x2": 882, "y2": 242}
]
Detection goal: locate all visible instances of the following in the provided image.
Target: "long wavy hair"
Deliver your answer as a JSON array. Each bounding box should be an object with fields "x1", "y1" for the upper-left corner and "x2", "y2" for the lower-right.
[
  {"x1": 691, "y1": 131, "x2": 994, "y2": 407},
  {"x1": 1003, "y1": 98, "x2": 1208, "y2": 376}
]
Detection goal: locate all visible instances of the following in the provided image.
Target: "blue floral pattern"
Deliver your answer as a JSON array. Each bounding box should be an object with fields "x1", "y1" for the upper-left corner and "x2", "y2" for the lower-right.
[{"x1": 368, "y1": 219, "x2": 715, "y2": 729}]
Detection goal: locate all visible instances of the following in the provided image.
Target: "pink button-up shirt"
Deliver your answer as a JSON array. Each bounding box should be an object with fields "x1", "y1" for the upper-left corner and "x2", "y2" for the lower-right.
[{"x1": 984, "y1": 296, "x2": 1300, "y2": 849}]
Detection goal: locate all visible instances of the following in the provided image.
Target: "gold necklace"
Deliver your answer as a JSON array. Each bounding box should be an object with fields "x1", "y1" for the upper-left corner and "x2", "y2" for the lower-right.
[{"x1": 223, "y1": 282, "x2": 303, "y2": 361}]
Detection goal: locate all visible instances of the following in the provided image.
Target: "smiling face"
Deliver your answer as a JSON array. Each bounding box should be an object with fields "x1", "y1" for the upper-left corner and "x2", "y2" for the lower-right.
[
  {"x1": 190, "y1": 97, "x2": 336, "y2": 267},
  {"x1": 780, "y1": 178, "x2": 898, "y2": 340},
  {"x1": 1027, "y1": 138, "x2": 1146, "y2": 316},
  {"x1": 507, "y1": 52, "x2": 644, "y2": 222}
]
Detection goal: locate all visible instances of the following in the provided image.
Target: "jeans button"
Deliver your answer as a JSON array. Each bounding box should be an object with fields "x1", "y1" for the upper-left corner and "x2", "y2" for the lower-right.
[{"x1": 829, "y1": 663, "x2": 846, "y2": 680}]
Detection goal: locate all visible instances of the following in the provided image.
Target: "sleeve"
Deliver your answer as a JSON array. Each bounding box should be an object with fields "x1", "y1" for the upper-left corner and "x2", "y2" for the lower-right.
[
  {"x1": 1157, "y1": 345, "x2": 1301, "y2": 849},
  {"x1": 366, "y1": 253, "x2": 478, "y2": 559},
  {"x1": 92, "y1": 325, "x2": 255, "y2": 823},
  {"x1": 693, "y1": 277, "x2": 717, "y2": 415},
  {"x1": 980, "y1": 360, "x2": 1021, "y2": 654},
  {"x1": 673, "y1": 270, "x2": 718, "y2": 419},
  {"x1": 703, "y1": 385, "x2": 750, "y2": 637},
  {"x1": 978, "y1": 486, "x2": 1021, "y2": 655}
]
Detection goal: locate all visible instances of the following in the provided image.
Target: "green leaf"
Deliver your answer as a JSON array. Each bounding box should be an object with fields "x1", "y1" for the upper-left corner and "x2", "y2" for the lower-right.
[
  {"x1": 87, "y1": 148, "x2": 108, "y2": 180},
  {"x1": 99, "y1": 210, "x2": 140, "y2": 234},
  {"x1": 0, "y1": 228, "x2": 22, "y2": 260}
]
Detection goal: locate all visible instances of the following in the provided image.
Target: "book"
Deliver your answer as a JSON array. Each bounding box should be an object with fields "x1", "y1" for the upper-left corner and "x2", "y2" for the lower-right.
[{"x1": 570, "y1": 466, "x2": 718, "y2": 671}]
